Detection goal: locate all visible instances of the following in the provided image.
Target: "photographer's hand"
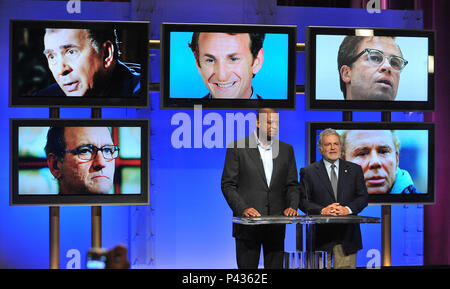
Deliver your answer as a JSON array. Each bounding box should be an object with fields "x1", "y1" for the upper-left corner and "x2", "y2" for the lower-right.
[{"x1": 105, "y1": 245, "x2": 130, "y2": 269}]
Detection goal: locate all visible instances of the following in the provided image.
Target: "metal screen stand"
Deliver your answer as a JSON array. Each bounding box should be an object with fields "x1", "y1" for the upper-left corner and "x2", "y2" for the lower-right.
[
  {"x1": 382, "y1": 205, "x2": 391, "y2": 266},
  {"x1": 381, "y1": 112, "x2": 392, "y2": 267},
  {"x1": 49, "y1": 107, "x2": 60, "y2": 269},
  {"x1": 91, "y1": 108, "x2": 103, "y2": 249}
]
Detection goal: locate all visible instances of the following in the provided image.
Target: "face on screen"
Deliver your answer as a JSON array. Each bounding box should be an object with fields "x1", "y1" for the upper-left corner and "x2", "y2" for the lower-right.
[
  {"x1": 195, "y1": 32, "x2": 264, "y2": 99},
  {"x1": 43, "y1": 29, "x2": 108, "y2": 97},
  {"x1": 341, "y1": 37, "x2": 402, "y2": 100},
  {"x1": 55, "y1": 127, "x2": 116, "y2": 195},
  {"x1": 319, "y1": 133, "x2": 341, "y2": 163},
  {"x1": 343, "y1": 130, "x2": 399, "y2": 194}
]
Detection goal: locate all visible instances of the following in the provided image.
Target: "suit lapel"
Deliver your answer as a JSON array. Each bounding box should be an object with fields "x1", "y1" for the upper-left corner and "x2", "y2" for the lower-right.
[
  {"x1": 316, "y1": 159, "x2": 336, "y2": 201},
  {"x1": 247, "y1": 135, "x2": 269, "y2": 188},
  {"x1": 268, "y1": 140, "x2": 280, "y2": 189},
  {"x1": 337, "y1": 160, "x2": 348, "y2": 202}
]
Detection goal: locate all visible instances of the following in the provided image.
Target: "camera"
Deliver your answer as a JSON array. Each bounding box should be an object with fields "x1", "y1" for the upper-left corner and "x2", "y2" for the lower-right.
[
  {"x1": 86, "y1": 245, "x2": 130, "y2": 269},
  {"x1": 86, "y1": 248, "x2": 108, "y2": 269}
]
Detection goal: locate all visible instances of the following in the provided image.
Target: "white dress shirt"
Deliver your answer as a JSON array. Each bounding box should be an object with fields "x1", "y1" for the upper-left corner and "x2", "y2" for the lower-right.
[
  {"x1": 255, "y1": 131, "x2": 273, "y2": 186},
  {"x1": 323, "y1": 158, "x2": 339, "y2": 183}
]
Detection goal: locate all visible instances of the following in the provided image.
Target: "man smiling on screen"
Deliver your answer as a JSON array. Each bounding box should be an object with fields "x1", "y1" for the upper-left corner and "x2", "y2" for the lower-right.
[{"x1": 189, "y1": 32, "x2": 265, "y2": 99}]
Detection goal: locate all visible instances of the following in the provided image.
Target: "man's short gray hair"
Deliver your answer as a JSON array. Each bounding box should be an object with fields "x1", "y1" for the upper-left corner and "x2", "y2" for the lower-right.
[{"x1": 318, "y1": 128, "x2": 340, "y2": 149}]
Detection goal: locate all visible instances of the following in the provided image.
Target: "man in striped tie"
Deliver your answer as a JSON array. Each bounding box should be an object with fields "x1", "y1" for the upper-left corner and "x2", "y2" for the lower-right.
[{"x1": 299, "y1": 128, "x2": 368, "y2": 268}]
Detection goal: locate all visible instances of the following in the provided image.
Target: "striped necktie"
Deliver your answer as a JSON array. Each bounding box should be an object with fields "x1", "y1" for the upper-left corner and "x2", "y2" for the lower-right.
[{"x1": 330, "y1": 164, "x2": 338, "y2": 200}]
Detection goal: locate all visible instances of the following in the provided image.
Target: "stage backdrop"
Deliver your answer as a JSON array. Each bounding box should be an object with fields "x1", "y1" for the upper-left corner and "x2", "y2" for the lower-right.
[{"x1": 0, "y1": 0, "x2": 427, "y2": 268}]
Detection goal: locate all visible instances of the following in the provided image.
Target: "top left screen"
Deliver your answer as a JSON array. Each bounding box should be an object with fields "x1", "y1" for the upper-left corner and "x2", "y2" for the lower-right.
[{"x1": 9, "y1": 20, "x2": 149, "y2": 108}]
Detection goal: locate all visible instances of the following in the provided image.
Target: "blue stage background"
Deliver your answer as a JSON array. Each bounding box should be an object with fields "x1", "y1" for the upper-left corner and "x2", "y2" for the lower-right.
[{"x1": 0, "y1": 0, "x2": 425, "y2": 268}]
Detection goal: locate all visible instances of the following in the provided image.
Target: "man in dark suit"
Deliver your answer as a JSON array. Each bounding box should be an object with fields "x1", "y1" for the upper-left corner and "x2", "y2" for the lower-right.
[
  {"x1": 221, "y1": 108, "x2": 299, "y2": 269},
  {"x1": 299, "y1": 128, "x2": 368, "y2": 268}
]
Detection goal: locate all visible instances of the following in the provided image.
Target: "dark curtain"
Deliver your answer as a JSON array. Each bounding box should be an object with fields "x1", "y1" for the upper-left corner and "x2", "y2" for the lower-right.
[{"x1": 423, "y1": 0, "x2": 450, "y2": 266}]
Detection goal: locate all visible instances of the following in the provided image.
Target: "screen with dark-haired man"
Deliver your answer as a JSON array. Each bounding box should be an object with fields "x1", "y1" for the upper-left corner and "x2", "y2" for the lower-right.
[
  {"x1": 169, "y1": 31, "x2": 289, "y2": 100},
  {"x1": 316, "y1": 35, "x2": 429, "y2": 102},
  {"x1": 39, "y1": 28, "x2": 141, "y2": 98},
  {"x1": 18, "y1": 125, "x2": 142, "y2": 196},
  {"x1": 10, "y1": 20, "x2": 149, "y2": 107}
]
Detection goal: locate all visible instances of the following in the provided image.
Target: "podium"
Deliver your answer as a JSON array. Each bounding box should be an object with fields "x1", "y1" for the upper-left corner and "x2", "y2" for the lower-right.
[{"x1": 233, "y1": 215, "x2": 380, "y2": 269}]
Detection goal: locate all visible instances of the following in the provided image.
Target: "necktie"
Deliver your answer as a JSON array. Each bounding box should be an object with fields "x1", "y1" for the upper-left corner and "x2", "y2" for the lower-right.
[{"x1": 330, "y1": 164, "x2": 338, "y2": 200}]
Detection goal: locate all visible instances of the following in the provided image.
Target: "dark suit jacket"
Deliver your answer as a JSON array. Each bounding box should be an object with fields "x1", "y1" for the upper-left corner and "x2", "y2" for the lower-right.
[
  {"x1": 221, "y1": 135, "x2": 299, "y2": 241},
  {"x1": 299, "y1": 159, "x2": 368, "y2": 254}
]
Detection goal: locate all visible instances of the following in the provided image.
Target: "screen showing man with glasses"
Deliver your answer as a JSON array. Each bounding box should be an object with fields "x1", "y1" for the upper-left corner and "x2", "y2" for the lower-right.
[
  {"x1": 337, "y1": 36, "x2": 407, "y2": 100},
  {"x1": 45, "y1": 126, "x2": 119, "y2": 195}
]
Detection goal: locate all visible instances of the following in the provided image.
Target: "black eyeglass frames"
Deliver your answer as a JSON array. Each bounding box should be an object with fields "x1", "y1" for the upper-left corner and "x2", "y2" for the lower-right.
[{"x1": 64, "y1": 144, "x2": 120, "y2": 161}]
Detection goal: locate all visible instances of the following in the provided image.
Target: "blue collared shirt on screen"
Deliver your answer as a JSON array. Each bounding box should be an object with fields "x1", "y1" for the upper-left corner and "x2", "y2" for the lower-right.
[
  {"x1": 249, "y1": 88, "x2": 260, "y2": 100},
  {"x1": 390, "y1": 168, "x2": 421, "y2": 194}
]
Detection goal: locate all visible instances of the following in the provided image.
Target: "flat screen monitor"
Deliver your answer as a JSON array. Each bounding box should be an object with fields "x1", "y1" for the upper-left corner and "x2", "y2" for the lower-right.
[
  {"x1": 306, "y1": 26, "x2": 435, "y2": 111},
  {"x1": 10, "y1": 119, "x2": 149, "y2": 206},
  {"x1": 308, "y1": 122, "x2": 435, "y2": 204},
  {"x1": 160, "y1": 23, "x2": 297, "y2": 109},
  {"x1": 9, "y1": 20, "x2": 149, "y2": 107}
]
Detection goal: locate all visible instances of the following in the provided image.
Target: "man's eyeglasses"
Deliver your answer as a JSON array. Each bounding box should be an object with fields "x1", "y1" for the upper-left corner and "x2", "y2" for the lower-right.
[
  {"x1": 64, "y1": 144, "x2": 120, "y2": 161},
  {"x1": 351, "y1": 48, "x2": 408, "y2": 72}
]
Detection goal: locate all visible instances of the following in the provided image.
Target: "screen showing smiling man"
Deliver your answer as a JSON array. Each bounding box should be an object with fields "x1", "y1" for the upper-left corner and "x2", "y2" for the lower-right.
[
  {"x1": 338, "y1": 36, "x2": 408, "y2": 101},
  {"x1": 189, "y1": 32, "x2": 265, "y2": 99}
]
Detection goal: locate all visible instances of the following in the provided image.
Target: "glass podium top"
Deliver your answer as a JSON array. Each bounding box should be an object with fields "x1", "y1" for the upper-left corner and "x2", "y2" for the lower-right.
[{"x1": 233, "y1": 215, "x2": 380, "y2": 225}]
